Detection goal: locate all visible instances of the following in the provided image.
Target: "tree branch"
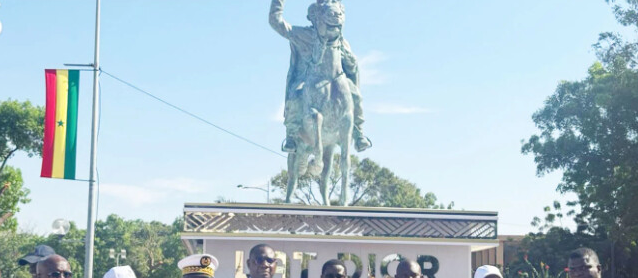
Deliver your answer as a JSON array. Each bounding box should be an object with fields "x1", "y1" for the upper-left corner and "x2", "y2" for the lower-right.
[
  {"x1": 0, "y1": 211, "x2": 14, "y2": 226},
  {"x1": 293, "y1": 192, "x2": 308, "y2": 205},
  {"x1": 0, "y1": 147, "x2": 19, "y2": 176},
  {"x1": 0, "y1": 182, "x2": 9, "y2": 197},
  {"x1": 308, "y1": 186, "x2": 321, "y2": 205},
  {"x1": 350, "y1": 186, "x2": 372, "y2": 206},
  {"x1": 328, "y1": 179, "x2": 339, "y2": 200},
  {"x1": 351, "y1": 185, "x2": 362, "y2": 204}
]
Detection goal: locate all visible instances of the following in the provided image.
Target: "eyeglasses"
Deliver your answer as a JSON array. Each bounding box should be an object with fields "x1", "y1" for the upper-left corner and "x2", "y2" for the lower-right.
[
  {"x1": 254, "y1": 256, "x2": 277, "y2": 265},
  {"x1": 47, "y1": 271, "x2": 73, "y2": 278}
]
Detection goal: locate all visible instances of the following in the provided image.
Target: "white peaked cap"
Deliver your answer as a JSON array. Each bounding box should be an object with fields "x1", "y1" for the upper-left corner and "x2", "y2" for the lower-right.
[
  {"x1": 178, "y1": 254, "x2": 219, "y2": 277},
  {"x1": 103, "y1": 266, "x2": 136, "y2": 278},
  {"x1": 178, "y1": 254, "x2": 219, "y2": 270},
  {"x1": 474, "y1": 265, "x2": 503, "y2": 278}
]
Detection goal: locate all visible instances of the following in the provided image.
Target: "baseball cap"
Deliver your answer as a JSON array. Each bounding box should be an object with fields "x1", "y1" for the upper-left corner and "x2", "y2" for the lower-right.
[
  {"x1": 103, "y1": 265, "x2": 137, "y2": 278},
  {"x1": 18, "y1": 245, "x2": 56, "y2": 265},
  {"x1": 474, "y1": 265, "x2": 503, "y2": 278}
]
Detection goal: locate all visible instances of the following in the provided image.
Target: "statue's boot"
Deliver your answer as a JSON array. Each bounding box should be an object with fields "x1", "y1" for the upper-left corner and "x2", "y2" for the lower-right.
[
  {"x1": 355, "y1": 136, "x2": 372, "y2": 152},
  {"x1": 282, "y1": 136, "x2": 296, "y2": 153}
]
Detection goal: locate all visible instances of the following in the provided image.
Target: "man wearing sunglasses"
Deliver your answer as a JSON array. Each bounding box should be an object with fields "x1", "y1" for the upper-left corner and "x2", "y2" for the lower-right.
[
  {"x1": 395, "y1": 259, "x2": 422, "y2": 278},
  {"x1": 18, "y1": 245, "x2": 56, "y2": 278},
  {"x1": 247, "y1": 244, "x2": 277, "y2": 278},
  {"x1": 35, "y1": 255, "x2": 72, "y2": 278},
  {"x1": 321, "y1": 259, "x2": 347, "y2": 278}
]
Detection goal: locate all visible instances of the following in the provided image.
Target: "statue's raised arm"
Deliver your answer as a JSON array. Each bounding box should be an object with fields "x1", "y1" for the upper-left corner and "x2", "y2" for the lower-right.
[{"x1": 269, "y1": 0, "x2": 292, "y2": 39}]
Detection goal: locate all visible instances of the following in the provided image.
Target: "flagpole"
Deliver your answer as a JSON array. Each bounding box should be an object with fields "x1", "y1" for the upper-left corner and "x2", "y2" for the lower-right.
[{"x1": 84, "y1": 0, "x2": 101, "y2": 277}]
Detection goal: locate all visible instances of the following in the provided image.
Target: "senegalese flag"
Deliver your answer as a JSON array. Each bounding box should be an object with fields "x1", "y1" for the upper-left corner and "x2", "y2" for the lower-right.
[{"x1": 41, "y1": 69, "x2": 79, "y2": 179}]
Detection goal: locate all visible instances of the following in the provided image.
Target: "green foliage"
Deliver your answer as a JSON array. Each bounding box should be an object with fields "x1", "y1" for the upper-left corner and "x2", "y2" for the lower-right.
[
  {"x1": 605, "y1": 0, "x2": 638, "y2": 28},
  {"x1": 1, "y1": 216, "x2": 188, "y2": 278},
  {"x1": 522, "y1": 60, "x2": 638, "y2": 276},
  {"x1": 521, "y1": 59, "x2": 638, "y2": 238},
  {"x1": 89, "y1": 215, "x2": 188, "y2": 278},
  {"x1": 0, "y1": 99, "x2": 44, "y2": 174},
  {"x1": 505, "y1": 226, "x2": 638, "y2": 278},
  {"x1": 269, "y1": 155, "x2": 452, "y2": 209},
  {"x1": 503, "y1": 252, "x2": 569, "y2": 278},
  {"x1": 0, "y1": 230, "x2": 43, "y2": 278},
  {"x1": 0, "y1": 166, "x2": 30, "y2": 232},
  {"x1": 530, "y1": 201, "x2": 576, "y2": 233},
  {"x1": 0, "y1": 99, "x2": 42, "y2": 232},
  {"x1": 521, "y1": 2, "x2": 638, "y2": 276},
  {"x1": 43, "y1": 221, "x2": 86, "y2": 276}
]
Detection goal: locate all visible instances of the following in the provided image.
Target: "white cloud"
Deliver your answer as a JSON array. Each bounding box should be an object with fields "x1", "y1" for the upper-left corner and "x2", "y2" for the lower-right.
[
  {"x1": 100, "y1": 183, "x2": 168, "y2": 206},
  {"x1": 272, "y1": 102, "x2": 285, "y2": 123},
  {"x1": 359, "y1": 50, "x2": 389, "y2": 85},
  {"x1": 368, "y1": 103, "x2": 434, "y2": 115},
  {"x1": 150, "y1": 178, "x2": 208, "y2": 194},
  {"x1": 99, "y1": 178, "x2": 211, "y2": 206}
]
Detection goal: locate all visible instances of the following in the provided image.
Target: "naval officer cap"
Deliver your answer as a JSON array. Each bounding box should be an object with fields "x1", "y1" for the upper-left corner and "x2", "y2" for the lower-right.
[{"x1": 178, "y1": 254, "x2": 219, "y2": 278}]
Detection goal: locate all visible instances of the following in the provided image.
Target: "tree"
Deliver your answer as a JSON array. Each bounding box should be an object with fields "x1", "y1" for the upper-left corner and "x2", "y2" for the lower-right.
[
  {"x1": 0, "y1": 99, "x2": 44, "y2": 175},
  {"x1": 0, "y1": 231, "x2": 43, "y2": 278},
  {"x1": 91, "y1": 215, "x2": 188, "y2": 278},
  {"x1": 522, "y1": 61, "x2": 638, "y2": 277},
  {"x1": 598, "y1": 0, "x2": 638, "y2": 69},
  {"x1": 0, "y1": 167, "x2": 30, "y2": 231},
  {"x1": 43, "y1": 221, "x2": 86, "y2": 276},
  {"x1": 269, "y1": 156, "x2": 452, "y2": 209},
  {"x1": 0, "y1": 99, "x2": 44, "y2": 229},
  {"x1": 522, "y1": 2, "x2": 638, "y2": 275},
  {"x1": 0, "y1": 214, "x2": 188, "y2": 278}
]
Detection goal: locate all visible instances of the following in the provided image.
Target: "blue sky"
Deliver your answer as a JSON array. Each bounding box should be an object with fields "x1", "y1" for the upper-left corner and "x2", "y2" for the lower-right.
[{"x1": 0, "y1": 0, "x2": 631, "y2": 235}]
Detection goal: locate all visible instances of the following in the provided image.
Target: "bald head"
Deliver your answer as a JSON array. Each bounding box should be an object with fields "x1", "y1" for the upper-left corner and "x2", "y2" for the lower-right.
[
  {"x1": 568, "y1": 248, "x2": 601, "y2": 278},
  {"x1": 36, "y1": 255, "x2": 71, "y2": 278},
  {"x1": 395, "y1": 260, "x2": 421, "y2": 278}
]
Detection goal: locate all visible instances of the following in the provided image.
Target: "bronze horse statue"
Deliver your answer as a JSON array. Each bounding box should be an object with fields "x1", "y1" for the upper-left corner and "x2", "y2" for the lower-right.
[{"x1": 270, "y1": 0, "x2": 370, "y2": 206}]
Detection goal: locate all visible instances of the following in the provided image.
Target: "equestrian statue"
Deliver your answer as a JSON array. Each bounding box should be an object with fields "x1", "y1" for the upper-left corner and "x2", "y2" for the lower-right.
[{"x1": 269, "y1": 0, "x2": 372, "y2": 206}]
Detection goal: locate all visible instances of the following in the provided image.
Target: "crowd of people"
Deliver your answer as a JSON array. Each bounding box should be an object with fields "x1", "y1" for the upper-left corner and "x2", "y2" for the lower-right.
[{"x1": 13, "y1": 243, "x2": 603, "y2": 278}]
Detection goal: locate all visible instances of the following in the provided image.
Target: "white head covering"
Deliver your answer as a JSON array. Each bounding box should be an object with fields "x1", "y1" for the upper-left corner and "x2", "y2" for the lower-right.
[
  {"x1": 103, "y1": 266, "x2": 136, "y2": 278},
  {"x1": 474, "y1": 265, "x2": 503, "y2": 278},
  {"x1": 178, "y1": 254, "x2": 219, "y2": 277}
]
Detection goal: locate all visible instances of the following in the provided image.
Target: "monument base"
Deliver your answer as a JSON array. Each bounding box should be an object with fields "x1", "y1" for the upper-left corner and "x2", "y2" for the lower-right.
[{"x1": 181, "y1": 203, "x2": 498, "y2": 278}]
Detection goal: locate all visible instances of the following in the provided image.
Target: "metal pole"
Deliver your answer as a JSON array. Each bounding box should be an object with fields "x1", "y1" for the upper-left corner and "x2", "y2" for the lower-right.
[
  {"x1": 83, "y1": 0, "x2": 101, "y2": 277},
  {"x1": 267, "y1": 182, "x2": 270, "y2": 204},
  {"x1": 611, "y1": 239, "x2": 615, "y2": 278}
]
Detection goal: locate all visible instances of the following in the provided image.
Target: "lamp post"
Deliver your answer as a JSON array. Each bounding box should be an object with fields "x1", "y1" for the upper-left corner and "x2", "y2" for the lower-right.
[
  {"x1": 108, "y1": 249, "x2": 126, "y2": 267},
  {"x1": 237, "y1": 183, "x2": 270, "y2": 203},
  {"x1": 0, "y1": 3, "x2": 3, "y2": 36}
]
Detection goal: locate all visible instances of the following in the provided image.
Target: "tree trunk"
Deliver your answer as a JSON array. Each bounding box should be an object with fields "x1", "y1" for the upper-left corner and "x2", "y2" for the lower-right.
[
  {"x1": 0, "y1": 148, "x2": 18, "y2": 176},
  {"x1": 0, "y1": 212, "x2": 14, "y2": 226},
  {"x1": 0, "y1": 182, "x2": 8, "y2": 197}
]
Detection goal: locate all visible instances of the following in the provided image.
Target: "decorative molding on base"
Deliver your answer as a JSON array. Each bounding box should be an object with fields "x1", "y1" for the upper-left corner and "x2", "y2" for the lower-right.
[{"x1": 183, "y1": 203, "x2": 498, "y2": 241}]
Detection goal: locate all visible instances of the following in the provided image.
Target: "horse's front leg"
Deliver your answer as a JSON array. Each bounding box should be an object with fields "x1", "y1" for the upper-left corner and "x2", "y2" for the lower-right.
[
  {"x1": 320, "y1": 145, "x2": 336, "y2": 206},
  {"x1": 285, "y1": 153, "x2": 298, "y2": 203},
  {"x1": 306, "y1": 109, "x2": 324, "y2": 175},
  {"x1": 340, "y1": 122, "x2": 353, "y2": 206}
]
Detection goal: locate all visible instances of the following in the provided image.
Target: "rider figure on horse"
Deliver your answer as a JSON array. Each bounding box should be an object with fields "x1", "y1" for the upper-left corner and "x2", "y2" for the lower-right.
[{"x1": 270, "y1": 0, "x2": 372, "y2": 153}]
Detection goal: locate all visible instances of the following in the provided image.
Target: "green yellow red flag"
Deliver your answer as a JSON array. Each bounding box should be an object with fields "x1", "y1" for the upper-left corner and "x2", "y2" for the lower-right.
[{"x1": 41, "y1": 69, "x2": 79, "y2": 179}]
